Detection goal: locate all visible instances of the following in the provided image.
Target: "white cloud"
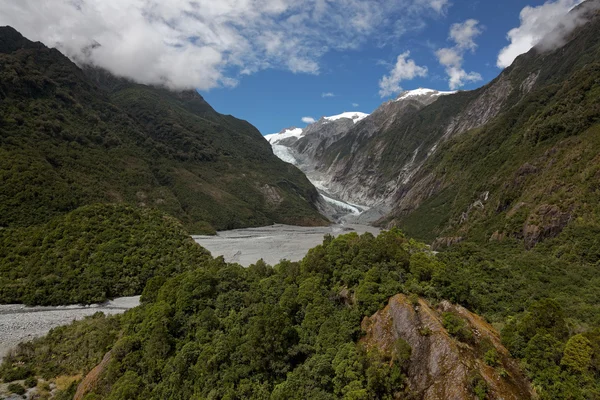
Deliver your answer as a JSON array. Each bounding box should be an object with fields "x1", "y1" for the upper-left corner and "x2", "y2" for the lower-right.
[
  {"x1": 449, "y1": 19, "x2": 482, "y2": 50},
  {"x1": 436, "y1": 19, "x2": 483, "y2": 90},
  {"x1": 378, "y1": 51, "x2": 428, "y2": 98},
  {"x1": 322, "y1": 92, "x2": 335, "y2": 98},
  {"x1": 302, "y1": 117, "x2": 316, "y2": 124},
  {"x1": 352, "y1": 103, "x2": 360, "y2": 108},
  {"x1": 496, "y1": 0, "x2": 598, "y2": 68},
  {"x1": 0, "y1": 0, "x2": 452, "y2": 90}
]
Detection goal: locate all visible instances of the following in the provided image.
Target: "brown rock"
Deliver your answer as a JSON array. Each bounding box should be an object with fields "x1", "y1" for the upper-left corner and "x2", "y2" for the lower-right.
[
  {"x1": 361, "y1": 294, "x2": 535, "y2": 400},
  {"x1": 74, "y1": 350, "x2": 112, "y2": 400},
  {"x1": 523, "y1": 204, "x2": 571, "y2": 248}
]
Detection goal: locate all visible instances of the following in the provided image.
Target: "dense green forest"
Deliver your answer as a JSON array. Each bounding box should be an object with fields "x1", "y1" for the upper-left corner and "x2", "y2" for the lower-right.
[
  {"x1": 0, "y1": 204, "x2": 210, "y2": 305},
  {"x1": 2, "y1": 230, "x2": 599, "y2": 399},
  {"x1": 0, "y1": 26, "x2": 327, "y2": 234}
]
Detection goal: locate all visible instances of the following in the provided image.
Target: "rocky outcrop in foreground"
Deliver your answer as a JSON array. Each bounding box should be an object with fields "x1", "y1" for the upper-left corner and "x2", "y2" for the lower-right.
[{"x1": 361, "y1": 294, "x2": 534, "y2": 400}]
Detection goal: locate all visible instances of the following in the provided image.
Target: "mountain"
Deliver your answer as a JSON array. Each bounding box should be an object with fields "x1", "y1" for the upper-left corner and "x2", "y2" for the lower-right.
[
  {"x1": 271, "y1": 0, "x2": 600, "y2": 248},
  {"x1": 265, "y1": 112, "x2": 374, "y2": 221},
  {"x1": 0, "y1": 26, "x2": 328, "y2": 234}
]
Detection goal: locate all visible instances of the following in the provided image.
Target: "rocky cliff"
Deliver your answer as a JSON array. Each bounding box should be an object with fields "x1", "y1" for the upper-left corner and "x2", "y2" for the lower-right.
[{"x1": 361, "y1": 294, "x2": 534, "y2": 400}]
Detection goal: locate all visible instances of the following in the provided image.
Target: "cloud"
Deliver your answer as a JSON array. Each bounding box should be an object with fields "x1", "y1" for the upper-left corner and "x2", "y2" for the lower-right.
[
  {"x1": 436, "y1": 19, "x2": 483, "y2": 90},
  {"x1": 322, "y1": 92, "x2": 335, "y2": 98},
  {"x1": 0, "y1": 0, "x2": 452, "y2": 90},
  {"x1": 302, "y1": 117, "x2": 316, "y2": 124},
  {"x1": 352, "y1": 103, "x2": 360, "y2": 108},
  {"x1": 378, "y1": 51, "x2": 428, "y2": 98},
  {"x1": 496, "y1": 0, "x2": 599, "y2": 68},
  {"x1": 449, "y1": 18, "x2": 482, "y2": 50}
]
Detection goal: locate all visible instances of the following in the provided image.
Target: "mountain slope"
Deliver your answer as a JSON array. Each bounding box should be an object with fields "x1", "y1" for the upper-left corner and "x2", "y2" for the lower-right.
[
  {"x1": 274, "y1": 0, "x2": 600, "y2": 248},
  {"x1": 384, "y1": 0, "x2": 600, "y2": 244},
  {"x1": 0, "y1": 26, "x2": 327, "y2": 233}
]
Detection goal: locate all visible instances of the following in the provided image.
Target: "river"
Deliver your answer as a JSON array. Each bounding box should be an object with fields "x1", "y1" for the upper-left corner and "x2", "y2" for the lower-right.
[
  {"x1": 0, "y1": 296, "x2": 140, "y2": 362},
  {"x1": 193, "y1": 223, "x2": 380, "y2": 266},
  {"x1": 0, "y1": 223, "x2": 379, "y2": 362}
]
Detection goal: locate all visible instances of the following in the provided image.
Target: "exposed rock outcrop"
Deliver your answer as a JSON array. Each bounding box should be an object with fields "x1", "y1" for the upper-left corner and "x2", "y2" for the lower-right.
[
  {"x1": 361, "y1": 294, "x2": 535, "y2": 400},
  {"x1": 74, "y1": 350, "x2": 112, "y2": 400}
]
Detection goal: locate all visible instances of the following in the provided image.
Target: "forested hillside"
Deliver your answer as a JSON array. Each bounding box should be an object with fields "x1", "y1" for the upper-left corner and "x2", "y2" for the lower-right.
[
  {"x1": 0, "y1": 26, "x2": 327, "y2": 234},
  {"x1": 0, "y1": 204, "x2": 210, "y2": 305},
  {"x1": 2, "y1": 230, "x2": 599, "y2": 399}
]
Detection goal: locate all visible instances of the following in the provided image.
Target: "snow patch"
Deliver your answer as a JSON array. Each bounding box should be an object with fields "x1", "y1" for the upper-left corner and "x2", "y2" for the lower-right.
[
  {"x1": 264, "y1": 127, "x2": 304, "y2": 144},
  {"x1": 323, "y1": 112, "x2": 369, "y2": 124},
  {"x1": 394, "y1": 88, "x2": 456, "y2": 102},
  {"x1": 271, "y1": 144, "x2": 298, "y2": 164},
  {"x1": 320, "y1": 193, "x2": 362, "y2": 215}
]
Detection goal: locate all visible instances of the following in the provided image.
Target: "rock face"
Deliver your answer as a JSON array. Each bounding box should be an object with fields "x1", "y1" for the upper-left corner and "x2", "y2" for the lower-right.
[{"x1": 361, "y1": 294, "x2": 534, "y2": 400}]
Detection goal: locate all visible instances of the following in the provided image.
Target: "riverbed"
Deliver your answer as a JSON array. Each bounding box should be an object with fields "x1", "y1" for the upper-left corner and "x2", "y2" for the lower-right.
[
  {"x1": 193, "y1": 223, "x2": 380, "y2": 266},
  {"x1": 1, "y1": 223, "x2": 379, "y2": 362},
  {"x1": 0, "y1": 296, "x2": 140, "y2": 362}
]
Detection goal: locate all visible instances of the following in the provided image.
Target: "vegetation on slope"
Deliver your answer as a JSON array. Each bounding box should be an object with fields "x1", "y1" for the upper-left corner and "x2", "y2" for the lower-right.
[
  {"x1": 2, "y1": 230, "x2": 599, "y2": 399},
  {"x1": 0, "y1": 26, "x2": 327, "y2": 233},
  {"x1": 0, "y1": 204, "x2": 210, "y2": 305}
]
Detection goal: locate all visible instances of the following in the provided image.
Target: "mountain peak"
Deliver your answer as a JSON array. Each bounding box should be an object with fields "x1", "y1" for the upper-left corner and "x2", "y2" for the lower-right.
[
  {"x1": 394, "y1": 88, "x2": 457, "y2": 102},
  {"x1": 322, "y1": 111, "x2": 369, "y2": 124}
]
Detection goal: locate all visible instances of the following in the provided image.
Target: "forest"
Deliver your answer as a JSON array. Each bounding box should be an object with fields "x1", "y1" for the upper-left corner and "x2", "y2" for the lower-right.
[{"x1": 2, "y1": 229, "x2": 599, "y2": 399}]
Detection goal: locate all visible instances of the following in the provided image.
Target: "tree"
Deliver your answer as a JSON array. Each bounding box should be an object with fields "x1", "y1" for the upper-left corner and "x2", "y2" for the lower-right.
[{"x1": 561, "y1": 334, "x2": 593, "y2": 374}]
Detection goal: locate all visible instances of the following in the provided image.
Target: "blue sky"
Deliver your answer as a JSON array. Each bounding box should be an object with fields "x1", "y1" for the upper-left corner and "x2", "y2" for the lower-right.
[
  {"x1": 198, "y1": 0, "x2": 579, "y2": 134},
  {"x1": 2, "y1": 0, "x2": 584, "y2": 135}
]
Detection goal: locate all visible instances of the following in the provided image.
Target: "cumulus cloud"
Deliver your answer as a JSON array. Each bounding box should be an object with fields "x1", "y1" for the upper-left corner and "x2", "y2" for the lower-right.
[
  {"x1": 302, "y1": 117, "x2": 316, "y2": 124},
  {"x1": 379, "y1": 51, "x2": 428, "y2": 98},
  {"x1": 352, "y1": 103, "x2": 360, "y2": 108},
  {"x1": 436, "y1": 19, "x2": 483, "y2": 90},
  {"x1": 322, "y1": 92, "x2": 335, "y2": 98},
  {"x1": 0, "y1": 0, "x2": 452, "y2": 90},
  {"x1": 496, "y1": 0, "x2": 599, "y2": 68}
]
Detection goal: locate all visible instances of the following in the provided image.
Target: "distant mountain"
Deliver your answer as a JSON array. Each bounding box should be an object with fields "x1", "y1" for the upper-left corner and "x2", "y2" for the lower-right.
[
  {"x1": 0, "y1": 26, "x2": 328, "y2": 233},
  {"x1": 272, "y1": 0, "x2": 600, "y2": 248}
]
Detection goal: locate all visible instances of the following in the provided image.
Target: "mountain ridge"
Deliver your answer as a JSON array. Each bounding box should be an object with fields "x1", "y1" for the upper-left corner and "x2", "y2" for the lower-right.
[{"x1": 0, "y1": 26, "x2": 328, "y2": 232}]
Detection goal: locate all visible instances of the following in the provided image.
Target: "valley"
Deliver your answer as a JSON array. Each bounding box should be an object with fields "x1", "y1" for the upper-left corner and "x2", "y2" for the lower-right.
[
  {"x1": 0, "y1": 297, "x2": 140, "y2": 362},
  {"x1": 1, "y1": 0, "x2": 600, "y2": 398}
]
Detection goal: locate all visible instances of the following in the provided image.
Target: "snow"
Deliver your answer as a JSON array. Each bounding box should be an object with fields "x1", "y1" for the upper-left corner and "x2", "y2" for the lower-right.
[
  {"x1": 320, "y1": 193, "x2": 362, "y2": 215},
  {"x1": 271, "y1": 144, "x2": 297, "y2": 164},
  {"x1": 264, "y1": 127, "x2": 304, "y2": 144},
  {"x1": 394, "y1": 88, "x2": 456, "y2": 102},
  {"x1": 323, "y1": 112, "x2": 369, "y2": 124}
]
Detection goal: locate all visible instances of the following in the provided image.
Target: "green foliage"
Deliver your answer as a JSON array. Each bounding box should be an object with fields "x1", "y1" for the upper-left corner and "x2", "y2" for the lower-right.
[
  {"x1": 0, "y1": 203, "x2": 210, "y2": 305},
  {"x1": 484, "y1": 348, "x2": 500, "y2": 367},
  {"x1": 24, "y1": 376, "x2": 38, "y2": 388},
  {"x1": 7, "y1": 382, "x2": 26, "y2": 395},
  {"x1": 2, "y1": 230, "x2": 418, "y2": 399},
  {"x1": 0, "y1": 27, "x2": 326, "y2": 233},
  {"x1": 0, "y1": 312, "x2": 121, "y2": 382},
  {"x1": 442, "y1": 312, "x2": 473, "y2": 343},
  {"x1": 469, "y1": 371, "x2": 488, "y2": 400},
  {"x1": 561, "y1": 334, "x2": 593, "y2": 374}
]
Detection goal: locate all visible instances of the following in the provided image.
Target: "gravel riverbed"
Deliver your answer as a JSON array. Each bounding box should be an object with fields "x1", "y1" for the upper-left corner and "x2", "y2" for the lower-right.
[
  {"x1": 0, "y1": 296, "x2": 140, "y2": 362},
  {"x1": 1, "y1": 224, "x2": 378, "y2": 363},
  {"x1": 193, "y1": 223, "x2": 380, "y2": 267}
]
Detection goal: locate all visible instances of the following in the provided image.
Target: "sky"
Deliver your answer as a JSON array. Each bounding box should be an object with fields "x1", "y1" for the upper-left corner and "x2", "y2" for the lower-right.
[{"x1": 0, "y1": 0, "x2": 588, "y2": 134}]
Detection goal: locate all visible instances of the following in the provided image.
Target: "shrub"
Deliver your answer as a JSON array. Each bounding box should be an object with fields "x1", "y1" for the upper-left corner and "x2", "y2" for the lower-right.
[
  {"x1": 24, "y1": 376, "x2": 38, "y2": 388},
  {"x1": 442, "y1": 312, "x2": 473, "y2": 343},
  {"x1": 8, "y1": 382, "x2": 26, "y2": 395}
]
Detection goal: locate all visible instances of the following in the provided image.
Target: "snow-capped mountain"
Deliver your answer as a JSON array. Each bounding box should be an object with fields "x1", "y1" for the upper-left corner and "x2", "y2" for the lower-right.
[
  {"x1": 264, "y1": 88, "x2": 458, "y2": 217},
  {"x1": 393, "y1": 88, "x2": 456, "y2": 102}
]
